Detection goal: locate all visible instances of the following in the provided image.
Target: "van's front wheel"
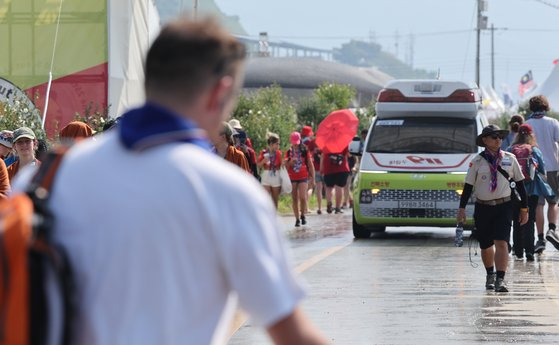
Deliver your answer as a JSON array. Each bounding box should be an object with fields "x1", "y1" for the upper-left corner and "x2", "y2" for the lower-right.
[{"x1": 352, "y1": 211, "x2": 371, "y2": 239}]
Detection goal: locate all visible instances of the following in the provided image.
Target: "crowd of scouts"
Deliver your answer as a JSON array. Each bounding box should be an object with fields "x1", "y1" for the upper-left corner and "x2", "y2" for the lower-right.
[
  {"x1": 458, "y1": 95, "x2": 559, "y2": 293},
  {"x1": 212, "y1": 119, "x2": 359, "y2": 227},
  {"x1": 0, "y1": 120, "x2": 109, "y2": 197}
]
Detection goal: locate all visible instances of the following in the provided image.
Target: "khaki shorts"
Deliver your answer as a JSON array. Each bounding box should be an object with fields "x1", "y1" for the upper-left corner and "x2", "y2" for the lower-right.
[{"x1": 261, "y1": 169, "x2": 281, "y2": 188}]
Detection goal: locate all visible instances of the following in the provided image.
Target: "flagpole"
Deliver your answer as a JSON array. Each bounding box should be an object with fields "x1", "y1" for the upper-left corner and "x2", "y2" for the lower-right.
[{"x1": 42, "y1": 0, "x2": 64, "y2": 129}]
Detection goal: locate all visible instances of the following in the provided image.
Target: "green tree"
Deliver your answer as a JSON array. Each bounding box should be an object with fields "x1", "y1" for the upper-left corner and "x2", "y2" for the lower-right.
[
  {"x1": 333, "y1": 39, "x2": 436, "y2": 79},
  {"x1": 354, "y1": 99, "x2": 376, "y2": 133},
  {"x1": 74, "y1": 102, "x2": 111, "y2": 134},
  {"x1": 297, "y1": 82, "x2": 357, "y2": 128},
  {"x1": 231, "y1": 84, "x2": 297, "y2": 152},
  {"x1": 296, "y1": 96, "x2": 324, "y2": 129},
  {"x1": 333, "y1": 40, "x2": 382, "y2": 67},
  {"x1": 0, "y1": 97, "x2": 46, "y2": 139}
]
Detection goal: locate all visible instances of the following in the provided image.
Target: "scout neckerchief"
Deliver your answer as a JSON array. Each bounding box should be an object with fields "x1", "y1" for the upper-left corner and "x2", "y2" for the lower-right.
[
  {"x1": 482, "y1": 148, "x2": 502, "y2": 192},
  {"x1": 119, "y1": 102, "x2": 211, "y2": 152},
  {"x1": 291, "y1": 146, "x2": 303, "y2": 173},
  {"x1": 269, "y1": 149, "x2": 277, "y2": 175},
  {"x1": 480, "y1": 149, "x2": 522, "y2": 201},
  {"x1": 529, "y1": 111, "x2": 546, "y2": 119}
]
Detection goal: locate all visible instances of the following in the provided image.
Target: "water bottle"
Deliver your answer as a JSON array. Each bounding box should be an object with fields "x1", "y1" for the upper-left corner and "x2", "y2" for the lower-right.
[{"x1": 454, "y1": 223, "x2": 464, "y2": 247}]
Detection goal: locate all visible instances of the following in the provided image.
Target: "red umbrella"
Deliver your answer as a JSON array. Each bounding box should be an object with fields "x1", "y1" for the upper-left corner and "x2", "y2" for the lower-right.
[{"x1": 315, "y1": 109, "x2": 359, "y2": 153}]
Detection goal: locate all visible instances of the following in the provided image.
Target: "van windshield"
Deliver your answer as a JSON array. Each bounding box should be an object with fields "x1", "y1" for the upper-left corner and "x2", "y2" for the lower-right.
[{"x1": 367, "y1": 117, "x2": 477, "y2": 154}]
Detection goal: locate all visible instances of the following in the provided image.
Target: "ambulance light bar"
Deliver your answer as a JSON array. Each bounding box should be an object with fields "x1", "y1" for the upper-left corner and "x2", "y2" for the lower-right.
[{"x1": 377, "y1": 89, "x2": 480, "y2": 103}]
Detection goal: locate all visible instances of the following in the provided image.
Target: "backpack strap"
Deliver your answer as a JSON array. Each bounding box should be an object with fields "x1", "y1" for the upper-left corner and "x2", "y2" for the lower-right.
[
  {"x1": 26, "y1": 146, "x2": 75, "y2": 345},
  {"x1": 27, "y1": 146, "x2": 69, "y2": 198}
]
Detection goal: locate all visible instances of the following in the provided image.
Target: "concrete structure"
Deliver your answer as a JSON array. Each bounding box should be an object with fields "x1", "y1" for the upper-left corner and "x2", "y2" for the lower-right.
[{"x1": 243, "y1": 57, "x2": 393, "y2": 106}]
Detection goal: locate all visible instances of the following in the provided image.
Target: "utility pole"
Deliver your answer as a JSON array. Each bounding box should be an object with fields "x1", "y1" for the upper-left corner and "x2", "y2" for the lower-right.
[
  {"x1": 476, "y1": 0, "x2": 488, "y2": 87},
  {"x1": 193, "y1": 0, "x2": 198, "y2": 19},
  {"x1": 394, "y1": 30, "x2": 400, "y2": 59},
  {"x1": 490, "y1": 23, "x2": 495, "y2": 89}
]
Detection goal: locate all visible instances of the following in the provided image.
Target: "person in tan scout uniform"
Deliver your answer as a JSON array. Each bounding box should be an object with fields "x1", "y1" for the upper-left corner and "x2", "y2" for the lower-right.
[{"x1": 457, "y1": 125, "x2": 528, "y2": 293}]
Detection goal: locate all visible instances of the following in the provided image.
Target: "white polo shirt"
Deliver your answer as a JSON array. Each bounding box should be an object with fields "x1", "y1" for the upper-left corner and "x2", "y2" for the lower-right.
[
  {"x1": 49, "y1": 132, "x2": 305, "y2": 345},
  {"x1": 526, "y1": 116, "x2": 559, "y2": 172}
]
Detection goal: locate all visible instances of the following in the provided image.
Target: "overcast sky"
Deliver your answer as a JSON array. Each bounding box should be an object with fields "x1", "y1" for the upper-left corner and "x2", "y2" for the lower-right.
[{"x1": 214, "y1": 0, "x2": 559, "y2": 100}]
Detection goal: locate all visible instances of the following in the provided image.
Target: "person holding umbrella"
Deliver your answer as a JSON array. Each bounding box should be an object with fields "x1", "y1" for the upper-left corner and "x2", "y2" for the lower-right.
[
  {"x1": 321, "y1": 146, "x2": 350, "y2": 213},
  {"x1": 315, "y1": 109, "x2": 358, "y2": 214}
]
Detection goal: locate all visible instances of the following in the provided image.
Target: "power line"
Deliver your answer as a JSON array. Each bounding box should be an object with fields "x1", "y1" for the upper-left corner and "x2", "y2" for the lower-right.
[
  {"x1": 531, "y1": 0, "x2": 559, "y2": 10},
  {"x1": 243, "y1": 27, "x2": 559, "y2": 42}
]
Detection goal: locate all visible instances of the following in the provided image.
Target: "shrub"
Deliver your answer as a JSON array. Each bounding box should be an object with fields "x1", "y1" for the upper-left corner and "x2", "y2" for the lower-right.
[
  {"x1": 297, "y1": 82, "x2": 360, "y2": 128},
  {"x1": 232, "y1": 84, "x2": 297, "y2": 153},
  {"x1": 0, "y1": 97, "x2": 46, "y2": 139},
  {"x1": 73, "y1": 102, "x2": 110, "y2": 134}
]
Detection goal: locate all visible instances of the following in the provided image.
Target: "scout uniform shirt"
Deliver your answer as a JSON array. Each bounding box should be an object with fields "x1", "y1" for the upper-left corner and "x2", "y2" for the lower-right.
[{"x1": 465, "y1": 151, "x2": 524, "y2": 201}]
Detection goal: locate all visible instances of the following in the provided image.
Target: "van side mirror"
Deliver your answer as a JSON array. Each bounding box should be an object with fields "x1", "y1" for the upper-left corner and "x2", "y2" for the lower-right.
[{"x1": 348, "y1": 137, "x2": 362, "y2": 156}]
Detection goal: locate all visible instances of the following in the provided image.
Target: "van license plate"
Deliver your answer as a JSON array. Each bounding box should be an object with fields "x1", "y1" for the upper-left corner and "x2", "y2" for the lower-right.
[{"x1": 399, "y1": 200, "x2": 436, "y2": 209}]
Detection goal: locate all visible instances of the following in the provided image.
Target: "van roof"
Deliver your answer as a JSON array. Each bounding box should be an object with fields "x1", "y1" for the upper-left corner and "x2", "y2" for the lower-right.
[{"x1": 376, "y1": 79, "x2": 481, "y2": 119}]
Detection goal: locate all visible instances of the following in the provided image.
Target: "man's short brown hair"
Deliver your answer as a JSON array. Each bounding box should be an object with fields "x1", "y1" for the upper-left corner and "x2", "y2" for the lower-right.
[
  {"x1": 145, "y1": 17, "x2": 246, "y2": 101},
  {"x1": 529, "y1": 95, "x2": 550, "y2": 112}
]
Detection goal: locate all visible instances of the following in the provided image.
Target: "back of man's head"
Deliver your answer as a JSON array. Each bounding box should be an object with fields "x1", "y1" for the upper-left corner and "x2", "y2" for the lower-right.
[
  {"x1": 145, "y1": 17, "x2": 246, "y2": 104},
  {"x1": 529, "y1": 95, "x2": 550, "y2": 113}
]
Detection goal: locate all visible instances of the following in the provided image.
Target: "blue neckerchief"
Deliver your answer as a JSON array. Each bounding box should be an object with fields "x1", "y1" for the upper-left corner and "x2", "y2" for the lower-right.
[
  {"x1": 529, "y1": 111, "x2": 546, "y2": 119},
  {"x1": 119, "y1": 102, "x2": 211, "y2": 152}
]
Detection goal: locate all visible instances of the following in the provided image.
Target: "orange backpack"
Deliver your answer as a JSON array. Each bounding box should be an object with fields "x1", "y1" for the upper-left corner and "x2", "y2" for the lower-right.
[{"x1": 0, "y1": 148, "x2": 73, "y2": 345}]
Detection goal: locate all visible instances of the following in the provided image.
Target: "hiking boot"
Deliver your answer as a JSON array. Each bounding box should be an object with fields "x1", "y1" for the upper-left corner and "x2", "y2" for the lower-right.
[
  {"x1": 334, "y1": 208, "x2": 343, "y2": 214},
  {"x1": 317, "y1": 209, "x2": 322, "y2": 215},
  {"x1": 535, "y1": 239, "x2": 547, "y2": 254},
  {"x1": 301, "y1": 214, "x2": 307, "y2": 225},
  {"x1": 546, "y1": 229, "x2": 559, "y2": 250},
  {"x1": 495, "y1": 278, "x2": 509, "y2": 292},
  {"x1": 526, "y1": 253, "x2": 535, "y2": 262},
  {"x1": 295, "y1": 219, "x2": 300, "y2": 227},
  {"x1": 326, "y1": 202, "x2": 333, "y2": 214},
  {"x1": 485, "y1": 273, "x2": 496, "y2": 290}
]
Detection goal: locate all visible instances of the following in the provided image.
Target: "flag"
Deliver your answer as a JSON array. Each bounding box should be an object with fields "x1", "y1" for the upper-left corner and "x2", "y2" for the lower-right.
[
  {"x1": 518, "y1": 70, "x2": 535, "y2": 98},
  {"x1": 501, "y1": 83, "x2": 514, "y2": 109}
]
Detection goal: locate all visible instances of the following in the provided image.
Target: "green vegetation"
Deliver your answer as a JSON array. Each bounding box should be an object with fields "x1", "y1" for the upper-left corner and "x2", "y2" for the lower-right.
[
  {"x1": 333, "y1": 40, "x2": 436, "y2": 79},
  {"x1": 0, "y1": 97, "x2": 46, "y2": 139},
  {"x1": 74, "y1": 102, "x2": 111, "y2": 134},
  {"x1": 232, "y1": 82, "x2": 375, "y2": 153},
  {"x1": 232, "y1": 84, "x2": 298, "y2": 152},
  {"x1": 297, "y1": 82, "x2": 358, "y2": 129},
  {"x1": 278, "y1": 192, "x2": 322, "y2": 215}
]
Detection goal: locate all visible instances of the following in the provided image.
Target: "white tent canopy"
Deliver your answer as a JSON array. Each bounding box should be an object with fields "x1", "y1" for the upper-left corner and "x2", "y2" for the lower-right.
[
  {"x1": 535, "y1": 63, "x2": 559, "y2": 111},
  {"x1": 108, "y1": 0, "x2": 160, "y2": 118}
]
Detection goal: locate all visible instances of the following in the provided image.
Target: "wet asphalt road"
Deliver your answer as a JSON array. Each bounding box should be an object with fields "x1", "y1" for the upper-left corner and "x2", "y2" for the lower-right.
[{"x1": 228, "y1": 211, "x2": 559, "y2": 345}]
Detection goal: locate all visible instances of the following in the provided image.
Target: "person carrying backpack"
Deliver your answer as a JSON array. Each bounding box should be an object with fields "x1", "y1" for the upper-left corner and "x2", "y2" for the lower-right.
[
  {"x1": 508, "y1": 123, "x2": 555, "y2": 261},
  {"x1": 285, "y1": 131, "x2": 315, "y2": 227},
  {"x1": 457, "y1": 125, "x2": 528, "y2": 292},
  {"x1": 6, "y1": 17, "x2": 330, "y2": 345}
]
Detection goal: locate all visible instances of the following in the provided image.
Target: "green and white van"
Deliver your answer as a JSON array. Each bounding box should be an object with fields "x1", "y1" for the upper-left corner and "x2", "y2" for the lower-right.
[{"x1": 350, "y1": 80, "x2": 488, "y2": 238}]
